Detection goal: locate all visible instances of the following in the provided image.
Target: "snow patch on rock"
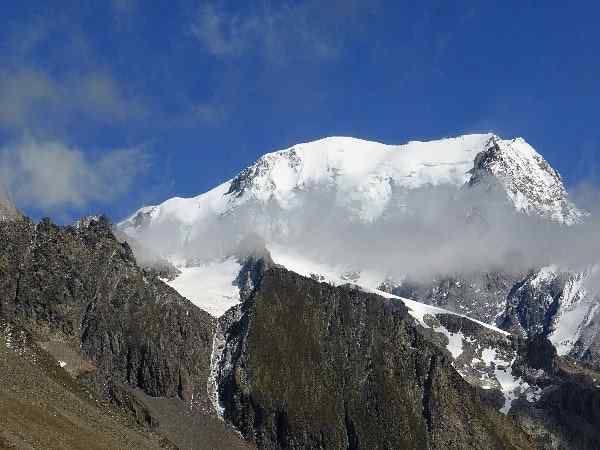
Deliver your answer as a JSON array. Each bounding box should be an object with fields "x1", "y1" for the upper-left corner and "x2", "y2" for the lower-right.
[{"x1": 164, "y1": 258, "x2": 242, "y2": 317}]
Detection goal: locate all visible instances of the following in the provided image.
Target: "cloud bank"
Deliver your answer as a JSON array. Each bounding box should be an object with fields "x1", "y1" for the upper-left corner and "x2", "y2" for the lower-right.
[
  {"x1": 125, "y1": 177, "x2": 600, "y2": 291},
  {"x1": 0, "y1": 137, "x2": 148, "y2": 213}
]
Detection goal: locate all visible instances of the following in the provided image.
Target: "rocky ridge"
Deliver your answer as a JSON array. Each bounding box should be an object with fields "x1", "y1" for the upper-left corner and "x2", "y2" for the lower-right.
[
  {"x1": 0, "y1": 215, "x2": 249, "y2": 449},
  {"x1": 209, "y1": 259, "x2": 600, "y2": 449},
  {"x1": 211, "y1": 263, "x2": 535, "y2": 449},
  {"x1": 468, "y1": 137, "x2": 583, "y2": 224}
]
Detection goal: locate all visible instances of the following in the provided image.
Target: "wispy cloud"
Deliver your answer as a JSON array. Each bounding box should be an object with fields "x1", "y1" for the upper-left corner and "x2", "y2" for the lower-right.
[
  {"x1": 0, "y1": 15, "x2": 147, "y2": 134},
  {"x1": 191, "y1": 101, "x2": 227, "y2": 125},
  {"x1": 0, "y1": 136, "x2": 148, "y2": 213},
  {"x1": 75, "y1": 71, "x2": 144, "y2": 120},
  {"x1": 0, "y1": 67, "x2": 145, "y2": 131},
  {"x1": 192, "y1": 3, "x2": 248, "y2": 57},
  {"x1": 191, "y1": 1, "x2": 376, "y2": 63},
  {"x1": 112, "y1": 0, "x2": 137, "y2": 16}
]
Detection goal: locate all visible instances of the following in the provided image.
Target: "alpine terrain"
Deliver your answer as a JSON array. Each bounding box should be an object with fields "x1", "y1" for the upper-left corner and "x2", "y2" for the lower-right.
[
  {"x1": 121, "y1": 132, "x2": 599, "y2": 368},
  {"x1": 2, "y1": 133, "x2": 600, "y2": 449}
]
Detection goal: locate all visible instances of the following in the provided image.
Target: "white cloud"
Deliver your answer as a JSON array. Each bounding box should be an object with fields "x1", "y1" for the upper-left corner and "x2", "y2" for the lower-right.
[
  {"x1": 0, "y1": 137, "x2": 148, "y2": 212},
  {"x1": 128, "y1": 175, "x2": 600, "y2": 289},
  {"x1": 192, "y1": 3, "x2": 248, "y2": 56}
]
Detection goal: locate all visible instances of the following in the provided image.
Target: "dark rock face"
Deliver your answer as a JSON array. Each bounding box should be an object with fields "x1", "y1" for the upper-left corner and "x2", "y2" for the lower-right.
[
  {"x1": 511, "y1": 365, "x2": 600, "y2": 450},
  {"x1": 533, "y1": 381, "x2": 600, "y2": 449},
  {"x1": 0, "y1": 216, "x2": 215, "y2": 408},
  {"x1": 214, "y1": 267, "x2": 534, "y2": 450},
  {"x1": 0, "y1": 215, "x2": 254, "y2": 449},
  {"x1": 502, "y1": 333, "x2": 600, "y2": 450},
  {"x1": 516, "y1": 335, "x2": 559, "y2": 377}
]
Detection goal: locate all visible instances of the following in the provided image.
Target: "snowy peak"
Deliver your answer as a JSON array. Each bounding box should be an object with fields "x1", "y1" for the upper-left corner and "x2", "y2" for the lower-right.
[
  {"x1": 225, "y1": 134, "x2": 492, "y2": 218},
  {"x1": 122, "y1": 133, "x2": 497, "y2": 232},
  {"x1": 119, "y1": 132, "x2": 582, "y2": 265},
  {"x1": 215, "y1": 133, "x2": 580, "y2": 224},
  {"x1": 468, "y1": 136, "x2": 583, "y2": 224}
]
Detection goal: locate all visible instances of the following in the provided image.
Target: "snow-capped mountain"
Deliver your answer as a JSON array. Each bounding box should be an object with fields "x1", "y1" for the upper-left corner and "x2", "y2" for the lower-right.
[
  {"x1": 118, "y1": 132, "x2": 599, "y2": 364},
  {"x1": 121, "y1": 134, "x2": 579, "y2": 240},
  {"x1": 120, "y1": 133, "x2": 581, "y2": 265}
]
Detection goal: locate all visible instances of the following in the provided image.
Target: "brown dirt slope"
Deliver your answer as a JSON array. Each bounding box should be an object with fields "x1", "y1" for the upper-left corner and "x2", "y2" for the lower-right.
[{"x1": 0, "y1": 321, "x2": 173, "y2": 450}]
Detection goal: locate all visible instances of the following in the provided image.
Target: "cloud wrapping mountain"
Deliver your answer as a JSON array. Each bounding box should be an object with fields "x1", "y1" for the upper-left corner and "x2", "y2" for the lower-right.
[{"x1": 120, "y1": 133, "x2": 598, "y2": 284}]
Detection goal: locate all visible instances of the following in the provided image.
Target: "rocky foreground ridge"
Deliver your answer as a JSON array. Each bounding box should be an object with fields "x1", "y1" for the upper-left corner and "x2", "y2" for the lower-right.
[{"x1": 0, "y1": 215, "x2": 248, "y2": 449}]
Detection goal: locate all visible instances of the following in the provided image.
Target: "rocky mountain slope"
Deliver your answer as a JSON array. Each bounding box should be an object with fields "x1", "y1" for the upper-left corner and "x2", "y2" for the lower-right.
[
  {"x1": 390, "y1": 271, "x2": 526, "y2": 324},
  {"x1": 497, "y1": 268, "x2": 600, "y2": 362},
  {"x1": 0, "y1": 319, "x2": 174, "y2": 450},
  {"x1": 467, "y1": 136, "x2": 583, "y2": 224},
  {"x1": 214, "y1": 268, "x2": 534, "y2": 449},
  {"x1": 210, "y1": 257, "x2": 600, "y2": 449},
  {"x1": 0, "y1": 215, "x2": 249, "y2": 449}
]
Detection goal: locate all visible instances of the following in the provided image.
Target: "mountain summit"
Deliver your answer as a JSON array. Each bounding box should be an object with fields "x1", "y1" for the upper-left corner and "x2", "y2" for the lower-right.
[
  {"x1": 120, "y1": 133, "x2": 581, "y2": 264},
  {"x1": 468, "y1": 136, "x2": 582, "y2": 224}
]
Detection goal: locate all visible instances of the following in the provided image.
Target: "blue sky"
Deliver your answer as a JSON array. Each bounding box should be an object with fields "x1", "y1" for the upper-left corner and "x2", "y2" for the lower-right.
[{"x1": 1, "y1": 1, "x2": 599, "y2": 222}]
